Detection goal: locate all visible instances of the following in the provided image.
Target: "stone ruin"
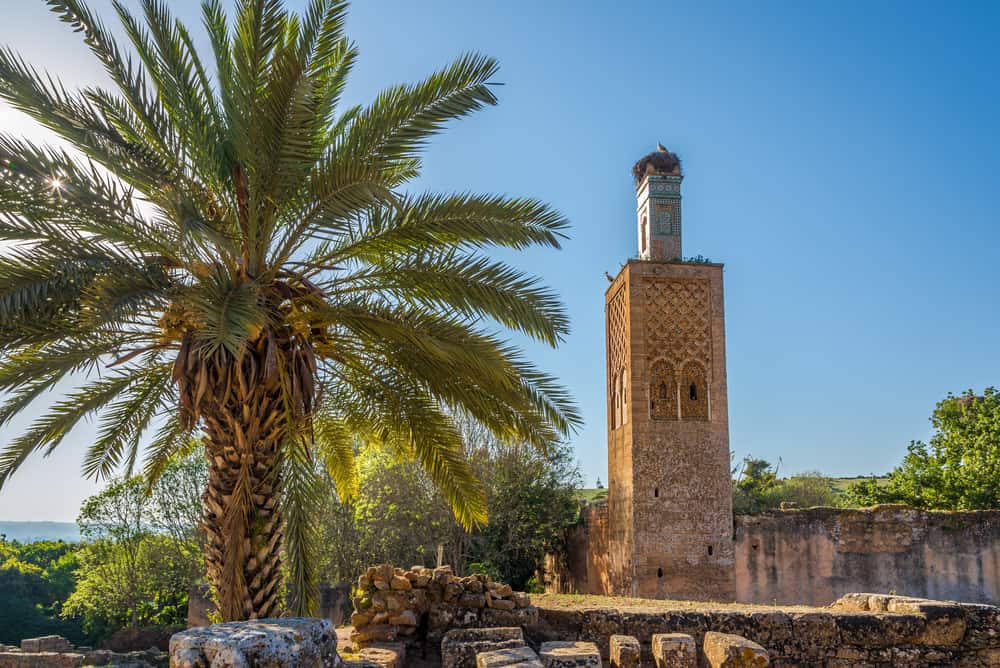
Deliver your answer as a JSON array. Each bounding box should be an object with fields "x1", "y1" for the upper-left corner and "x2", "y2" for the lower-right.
[
  {"x1": 349, "y1": 565, "x2": 535, "y2": 649},
  {"x1": 166, "y1": 567, "x2": 1000, "y2": 668},
  {"x1": 0, "y1": 635, "x2": 166, "y2": 668}
]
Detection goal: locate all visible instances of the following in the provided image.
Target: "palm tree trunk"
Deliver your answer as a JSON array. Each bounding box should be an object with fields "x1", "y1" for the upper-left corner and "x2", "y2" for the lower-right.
[{"x1": 178, "y1": 335, "x2": 289, "y2": 620}]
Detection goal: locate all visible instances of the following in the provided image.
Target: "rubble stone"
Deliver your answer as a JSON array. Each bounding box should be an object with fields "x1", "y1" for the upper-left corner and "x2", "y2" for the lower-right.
[{"x1": 170, "y1": 617, "x2": 340, "y2": 668}]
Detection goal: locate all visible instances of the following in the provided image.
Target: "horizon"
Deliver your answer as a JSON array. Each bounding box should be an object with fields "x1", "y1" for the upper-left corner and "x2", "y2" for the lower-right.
[{"x1": 1, "y1": 0, "x2": 999, "y2": 521}]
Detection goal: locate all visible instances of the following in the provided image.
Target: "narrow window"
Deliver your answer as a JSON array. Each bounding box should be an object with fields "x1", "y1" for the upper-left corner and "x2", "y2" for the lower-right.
[
  {"x1": 689, "y1": 383, "x2": 697, "y2": 401},
  {"x1": 658, "y1": 382, "x2": 668, "y2": 399},
  {"x1": 657, "y1": 567, "x2": 663, "y2": 578},
  {"x1": 707, "y1": 545, "x2": 714, "y2": 556},
  {"x1": 641, "y1": 215, "x2": 648, "y2": 253},
  {"x1": 654, "y1": 487, "x2": 659, "y2": 498}
]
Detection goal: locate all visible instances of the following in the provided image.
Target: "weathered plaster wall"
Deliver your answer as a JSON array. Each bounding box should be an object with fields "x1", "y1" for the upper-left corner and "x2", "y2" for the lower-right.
[
  {"x1": 544, "y1": 502, "x2": 610, "y2": 595},
  {"x1": 547, "y1": 504, "x2": 1000, "y2": 607},
  {"x1": 735, "y1": 505, "x2": 1000, "y2": 606}
]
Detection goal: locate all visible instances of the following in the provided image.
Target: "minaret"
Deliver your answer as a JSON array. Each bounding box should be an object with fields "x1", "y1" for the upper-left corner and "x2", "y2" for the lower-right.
[
  {"x1": 636, "y1": 145, "x2": 683, "y2": 261},
  {"x1": 605, "y1": 146, "x2": 735, "y2": 600}
]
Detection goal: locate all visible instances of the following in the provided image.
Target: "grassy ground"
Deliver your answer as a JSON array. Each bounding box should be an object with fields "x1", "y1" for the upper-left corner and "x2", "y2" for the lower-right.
[{"x1": 533, "y1": 593, "x2": 822, "y2": 613}]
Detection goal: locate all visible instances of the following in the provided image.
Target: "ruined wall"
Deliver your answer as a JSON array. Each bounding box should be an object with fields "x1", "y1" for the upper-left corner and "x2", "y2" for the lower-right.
[
  {"x1": 735, "y1": 505, "x2": 1000, "y2": 607},
  {"x1": 547, "y1": 504, "x2": 1000, "y2": 607},
  {"x1": 528, "y1": 593, "x2": 1000, "y2": 668},
  {"x1": 544, "y1": 502, "x2": 610, "y2": 595}
]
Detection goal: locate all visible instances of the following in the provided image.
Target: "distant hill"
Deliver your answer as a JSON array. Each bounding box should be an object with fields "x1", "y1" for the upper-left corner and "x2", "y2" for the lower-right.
[{"x1": 0, "y1": 521, "x2": 80, "y2": 544}]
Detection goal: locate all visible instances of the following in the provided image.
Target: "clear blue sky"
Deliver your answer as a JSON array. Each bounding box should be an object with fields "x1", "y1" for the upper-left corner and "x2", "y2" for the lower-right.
[{"x1": 1, "y1": 1, "x2": 998, "y2": 520}]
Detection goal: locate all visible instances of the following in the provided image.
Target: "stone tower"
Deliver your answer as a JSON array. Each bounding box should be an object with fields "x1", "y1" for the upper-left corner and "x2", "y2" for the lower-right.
[{"x1": 605, "y1": 147, "x2": 735, "y2": 600}]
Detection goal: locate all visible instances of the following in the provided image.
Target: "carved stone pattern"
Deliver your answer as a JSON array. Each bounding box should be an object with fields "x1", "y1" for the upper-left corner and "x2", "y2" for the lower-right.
[
  {"x1": 643, "y1": 279, "x2": 712, "y2": 372},
  {"x1": 649, "y1": 359, "x2": 678, "y2": 421},
  {"x1": 607, "y1": 285, "x2": 627, "y2": 407},
  {"x1": 680, "y1": 362, "x2": 708, "y2": 420}
]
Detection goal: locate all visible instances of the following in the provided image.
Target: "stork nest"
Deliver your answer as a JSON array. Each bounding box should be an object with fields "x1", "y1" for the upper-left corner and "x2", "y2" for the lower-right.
[{"x1": 632, "y1": 149, "x2": 682, "y2": 181}]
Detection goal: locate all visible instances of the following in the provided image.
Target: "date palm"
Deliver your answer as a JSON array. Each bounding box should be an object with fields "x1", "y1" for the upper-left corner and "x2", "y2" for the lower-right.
[{"x1": 0, "y1": 0, "x2": 579, "y2": 620}]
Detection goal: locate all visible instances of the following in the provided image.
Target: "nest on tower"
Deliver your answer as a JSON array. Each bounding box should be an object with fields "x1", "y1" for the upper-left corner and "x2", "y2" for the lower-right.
[{"x1": 632, "y1": 146, "x2": 682, "y2": 181}]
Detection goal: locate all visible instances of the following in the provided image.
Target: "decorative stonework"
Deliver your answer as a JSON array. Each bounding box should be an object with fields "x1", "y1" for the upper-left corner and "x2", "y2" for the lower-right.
[
  {"x1": 649, "y1": 359, "x2": 678, "y2": 421},
  {"x1": 643, "y1": 278, "x2": 712, "y2": 373},
  {"x1": 680, "y1": 362, "x2": 708, "y2": 420},
  {"x1": 607, "y1": 285, "x2": 628, "y2": 430}
]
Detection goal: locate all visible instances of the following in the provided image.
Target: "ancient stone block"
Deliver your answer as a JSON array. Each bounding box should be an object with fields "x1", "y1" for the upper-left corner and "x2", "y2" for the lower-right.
[
  {"x1": 171, "y1": 618, "x2": 340, "y2": 668},
  {"x1": 490, "y1": 599, "x2": 516, "y2": 611},
  {"x1": 651, "y1": 634, "x2": 696, "y2": 668},
  {"x1": 21, "y1": 637, "x2": 72, "y2": 653},
  {"x1": 538, "y1": 641, "x2": 601, "y2": 668},
  {"x1": 0, "y1": 652, "x2": 85, "y2": 668},
  {"x1": 609, "y1": 635, "x2": 640, "y2": 668},
  {"x1": 441, "y1": 627, "x2": 525, "y2": 668},
  {"x1": 476, "y1": 647, "x2": 543, "y2": 668},
  {"x1": 700, "y1": 633, "x2": 768, "y2": 668}
]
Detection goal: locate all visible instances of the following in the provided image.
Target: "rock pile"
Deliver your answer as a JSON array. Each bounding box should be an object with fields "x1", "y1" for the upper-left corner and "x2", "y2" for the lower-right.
[{"x1": 350, "y1": 565, "x2": 534, "y2": 647}]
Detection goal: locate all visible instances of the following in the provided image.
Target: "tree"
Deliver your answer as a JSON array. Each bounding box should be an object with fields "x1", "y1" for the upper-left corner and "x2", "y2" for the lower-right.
[
  {"x1": 732, "y1": 457, "x2": 779, "y2": 514},
  {"x1": 0, "y1": 0, "x2": 579, "y2": 619},
  {"x1": 845, "y1": 388, "x2": 1000, "y2": 510},
  {"x1": 62, "y1": 454, "x2": 205, "y2": 637},
  {"x1": 0, "y1": 539, "x2": 83, "y2": 644},
  {"x1": 316, "y1": 418, "x2": 580, "y2": 589},
  {"x1": 467, "y1": 439, "x2": 580, "y2": 590},
  {"x1": 732, "y1": 457, "x2": 839, "y2": 513}
]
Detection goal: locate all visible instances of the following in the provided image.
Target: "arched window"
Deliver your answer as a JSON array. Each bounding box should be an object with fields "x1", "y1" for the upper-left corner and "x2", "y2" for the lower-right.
[
  {"x1": 640, "y1": 215, "x2": 648, "y2": 253},
  {"x1": 650, "y1": 360, "x2": 677, "y2": 420},
  {"x1": 681, "y1": 362, "x2": 708, "y2": 420},
  {"x1": 654, "y1": 487, "x2": 659, "y2": 498},
  {"x1": 657, "y1": 567, "x2": 663, "y2": 578}
]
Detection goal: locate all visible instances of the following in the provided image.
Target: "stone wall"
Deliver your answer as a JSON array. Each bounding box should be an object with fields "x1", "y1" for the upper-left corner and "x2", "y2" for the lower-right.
[
  {"x1": 350, "y1": 565, "x2": 536, "y2": 647},
  {"x1": 528, "y1": 594, "x2": 1000, "y2": 667},
  {"x1": 735, "y1": 505, "x2": 1000, "y2": 606},
  {"x1": 544, "y1": 502, "x2": 610, "y2": 595},
  {"x1": 548, "y1": 504, "x2": 1000, "y2": 607}
]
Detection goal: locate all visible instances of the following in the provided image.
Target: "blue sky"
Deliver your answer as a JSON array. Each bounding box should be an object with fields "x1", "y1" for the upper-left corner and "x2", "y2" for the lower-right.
[{"x1": 1, "y1": 1, "x2": 998, "y2": 520}]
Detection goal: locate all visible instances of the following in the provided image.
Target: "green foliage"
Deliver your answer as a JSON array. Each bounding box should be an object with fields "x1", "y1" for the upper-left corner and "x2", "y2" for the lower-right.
[
  {"x1": 732, "y1": 457, "x2": 779, "y2": 514},
  {"x1": 61, "y1": 453, "x2": 205, "y2": 638},
  {"x1": 732, "y1": 457, "x2": 839, "y2": 513},
  {"x1": 0, "y1": 539, "x2": 85, "y2": 644},
  {"x1": 318, "y1": 418, "x2": 580, "y2": 590},
  {"x1": 844, "y1": 388, "x2": 1000, "y2": 510}
]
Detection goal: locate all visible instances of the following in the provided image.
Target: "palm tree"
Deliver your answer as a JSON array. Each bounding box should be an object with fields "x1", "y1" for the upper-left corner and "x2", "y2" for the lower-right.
[{"x1": 0, "y1": 0, "x2": 579, "y2": 620}]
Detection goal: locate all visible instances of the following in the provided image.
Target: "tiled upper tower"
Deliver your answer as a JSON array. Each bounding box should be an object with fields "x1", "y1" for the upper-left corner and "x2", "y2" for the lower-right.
[
  {"x1": 634, "y1": 145, "x2": 683, "y2": 261},
  {"x1": 605, "y1": 146, "x2": 735, "y2": 601}
]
